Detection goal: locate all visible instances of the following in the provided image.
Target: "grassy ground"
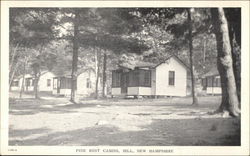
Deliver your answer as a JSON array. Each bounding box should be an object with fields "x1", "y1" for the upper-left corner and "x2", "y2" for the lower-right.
[{"x1": 9, "y1": 94, "x2": 240, "y2": 146}]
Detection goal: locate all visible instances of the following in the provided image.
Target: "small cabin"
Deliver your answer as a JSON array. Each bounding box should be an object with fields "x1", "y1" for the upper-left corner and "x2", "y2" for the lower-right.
[
  {"x1": 77, "y1": 69, "x2": 96, "y2": 97},
  {"x1": 201, "y1": 67, "x2": 222, "y2": 95},
  {"x1": 10, "y1": 71, "x2": 55, "y2": 92},
  {"x1": 39, "y1": 71, "x2": 55, "y2": 92},
  {"x1": 10, "y1": 78, "x2": 21, "y2": 91},
  {"x1": 10, "y1": 74, "x2": 34, "y2": 91},
  {"x1": 111, "y1": 55, "x2": 189, "y2": 97},
  {"x1": 52, "y1": 69, "x2": 97, "y2": 97}
]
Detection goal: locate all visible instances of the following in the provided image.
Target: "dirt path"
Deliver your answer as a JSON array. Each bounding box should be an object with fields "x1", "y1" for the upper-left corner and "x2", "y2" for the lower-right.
[{"x1": 9, "y1": 96, "x2": 240, "y2": 146}]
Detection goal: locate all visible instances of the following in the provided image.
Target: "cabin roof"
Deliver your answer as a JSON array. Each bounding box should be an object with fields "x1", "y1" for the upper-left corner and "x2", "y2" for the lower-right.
[
  {"x1": 119, "y1": 61, "x2": 156, "y2": 70},
  {"x1": 202, "y1": 67, "x2": 219, "y2": 77},
  {"x1": 117, "y1": 55, "x2": 189, "y2": 71},
  {"x1": 53, "y1": 68, "x2": 95, "y2": 78},
  {"x1": 15, "y1": 71, "x2": 54, "y2": 79},
  {"x1": 54, "y1": 71, "x2": 71, "y2": 77},
  {"x1": 154, "y1": 55, "x2": 189, "y2": 70}
]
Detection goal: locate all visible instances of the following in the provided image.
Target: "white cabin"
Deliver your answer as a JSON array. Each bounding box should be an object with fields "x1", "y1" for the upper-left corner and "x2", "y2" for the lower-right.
[
  {"x1": 52, "y1": 69, "x2": 98, "y2": 97},
  {"x1": 10, "y1": 71, "x2": 55, "y2": 92},
  {"x1": 111, "y1": 55, "x2": 189, "y2": 97},
  {"x1": 77, "y1": 69, "x2": 96, "y2": 97}
]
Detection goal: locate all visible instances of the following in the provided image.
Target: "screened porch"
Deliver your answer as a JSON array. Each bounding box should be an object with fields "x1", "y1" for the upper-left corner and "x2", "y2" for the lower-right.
[{"x1": 112, "y1": 68, "x2": 152, "y2": 96}]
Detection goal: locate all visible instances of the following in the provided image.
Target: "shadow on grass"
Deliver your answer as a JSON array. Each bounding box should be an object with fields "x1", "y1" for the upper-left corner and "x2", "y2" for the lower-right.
[
  {"x1": 9, "y1": 117, "x2": 240, "y2": 146},
  {"x1": 9, "y1": 127, "x2": 50, "y2": 138},
  {"x1": 9, "y1": 98, "x2": 105, "y2": 116},
  {"x1": 9, "y1": 95, "x2": 221, "y2": 116}
]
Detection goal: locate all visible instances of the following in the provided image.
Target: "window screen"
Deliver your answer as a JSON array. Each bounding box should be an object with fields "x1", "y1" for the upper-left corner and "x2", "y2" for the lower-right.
[{"x1": 169, "y1": 71, "x2": 175, "y2": 86}]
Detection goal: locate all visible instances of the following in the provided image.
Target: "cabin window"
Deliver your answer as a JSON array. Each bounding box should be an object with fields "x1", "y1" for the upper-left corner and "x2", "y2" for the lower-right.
[
  {"x1": 86, "y1": 78, "x2": 92, "y2": 88},
  {"x1": 112, "y1": 71, "x2": 121, "y2": 87},
  {"x1": 168, "y1": 71, "x2": 175, "y2": 86},
  {"x1": 47, "y1": 79, "x2": 51, "y2": 87}
]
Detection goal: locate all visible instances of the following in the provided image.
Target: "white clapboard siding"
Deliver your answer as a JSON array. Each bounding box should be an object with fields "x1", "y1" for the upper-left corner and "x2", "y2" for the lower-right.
[
  {"x1": 111, "y1": 88, "x2": 121, "y2": 95},
  {"x1": 38, "y1": 72, "x2": 55, "y2": 91},
  {"x1": 77, "y1": 70, "x2": 96, "y2": 96},
  {"x1": 155, "y1": 57, "x2": 187, "y2": 96}
]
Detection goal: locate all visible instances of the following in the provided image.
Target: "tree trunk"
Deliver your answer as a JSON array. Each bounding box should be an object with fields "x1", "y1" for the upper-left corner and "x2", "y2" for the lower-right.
[
  {"x1": 211, "y1": 8, "x2": 240, "y2": 117},
  {"x1": 9, "y1": 62, "x2": 19, "y2": 90},
  {"x1": 34, "y1": 72, "x2": 41, "y2": 99},
  {"x1": 9, "y1": 43, "x2": 19, "y2": 74},
  {"x1": 229, "y1": 32, "x2": 241, "y2": 104},
  {"x1": 9, "y1": 43, "x2": 20, "y2": 89},
  {"x1": 19, "y1": 58, "x2": 27, "y2": 98},
  {"x1": 187, "y1": 8, "x2": 198, "y2": 105},
  {"x1": 95, "y1": 49, "x2": 100, "y2": 99},
  {"x1": 203, "y1": 37, "x2": 206, "y2": 65},
  {"x1": 102, "y1": 53, "x2": 107, "y2": 98},
  {"x1": 70, "y1": 11, "x2": 80, "y2": 103},
  {"x1": 226, "y1": 9, "x2": 241, "y2": 104}
]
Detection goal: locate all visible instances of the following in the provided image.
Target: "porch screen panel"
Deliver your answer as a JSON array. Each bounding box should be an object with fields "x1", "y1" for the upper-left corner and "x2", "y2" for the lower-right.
[
  {"x1": 128, "y1": 70, "x2": 139, "y2": 87},
  {"x1": 60, "y1": 78, "x2": 73, "y2": 89},
  {"x1": 217, "y1": 78, "x2": 221, "y2": 87},
  {"x1": 139, "y1": 70, "x2": 151, "y2": 87},
  {"x1": 144, "y1": 70, "x2": 151, "y2": 87},
  {"x1": 202, "y1": 78, "x2": 207, "y2": 87},
  {"x1": 60, "y1": 78, "x2": 72, "y2": 89},
  {"x1": 214, "y1": 77, "x2": 221, "y2": 87},
  {"x1": 207, "y1": 77, "x2": 213, "y2": 87},
  {"x1": 66, "y1": 78, "x2": 73, "y2": 89},
  {"x1": 112, "y1": 71, "x2": 121, "y2": 87},
  {"x1": 60, "y1": 78, "x2": 65, "y2": 89}
]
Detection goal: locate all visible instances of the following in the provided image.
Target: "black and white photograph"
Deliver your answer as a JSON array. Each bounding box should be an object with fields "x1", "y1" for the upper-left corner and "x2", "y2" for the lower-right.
[{"x1": 1, "y1": 0, "x2": 249, "y2": 155}]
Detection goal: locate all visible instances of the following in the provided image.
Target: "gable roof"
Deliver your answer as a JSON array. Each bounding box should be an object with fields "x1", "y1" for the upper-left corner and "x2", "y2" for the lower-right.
[
  {"x1": 117, "y1": 55, "x2": 189, "y2": 71},
  {"x1": 154, "y1": 55, "x2": 190, "y2": 70},
  {"x1": 119, "y1": 61, "x2": 156, "y2": 70},
  {"x1": 53, "y1": 68, "x2": 95, "y2": 78},
  {"x1": 202, "y1": 67, "x2": 219, "y2": 77},
  {"x1": 77, "y1": 67, "x2": 95, "y2": 75}
]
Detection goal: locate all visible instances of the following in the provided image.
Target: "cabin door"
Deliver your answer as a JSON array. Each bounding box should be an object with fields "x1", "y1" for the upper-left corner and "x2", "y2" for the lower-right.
[{"x1": 121, "y1": 73, "x2": 128, "y2": 94}]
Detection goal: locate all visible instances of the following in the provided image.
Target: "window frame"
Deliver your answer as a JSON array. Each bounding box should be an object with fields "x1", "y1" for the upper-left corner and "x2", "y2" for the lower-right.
[
  {"x1": 86, "y1": 78, "x2": 92, "y2": 88},
  {"x1": 47, "y1": 79, "x2": 51, "y2": 87},
  {"x1": 168, "y1": 71, "x2": 175, "y2": 86}
]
